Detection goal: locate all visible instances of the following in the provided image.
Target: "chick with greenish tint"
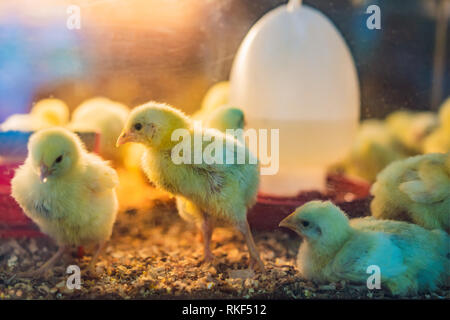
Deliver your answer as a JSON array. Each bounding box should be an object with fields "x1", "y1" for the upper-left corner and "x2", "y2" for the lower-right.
[
  {"x1": 177, "y1": 105, "x2": 246, "y2": 253},
  {"x1": 196, "y1": 105, "x2": 245, "y2": 142},
  {"x1": 117, "y1": 102, "x2": 264, "y2": 271},
  {"x1": 279, "y1": 201, "x2": 449, "y2": 296},
  {"x1": 195, "y1": 81, "x2": 230, "y2": 118}
]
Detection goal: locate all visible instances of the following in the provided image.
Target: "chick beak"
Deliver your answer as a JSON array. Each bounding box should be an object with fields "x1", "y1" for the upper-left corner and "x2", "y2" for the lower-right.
[
  {"x1": 116, "y1": 131, "x2": 133, "y2": 147},
  {"x1": 39, "y1": 164, "x2": 50, "y2": 183},
  {"x1": 279, "y1": 215, "x2": 299, "y2": 234}
]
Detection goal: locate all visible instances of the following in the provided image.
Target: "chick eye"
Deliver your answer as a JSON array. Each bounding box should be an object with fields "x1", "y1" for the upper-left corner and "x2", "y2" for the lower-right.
[
  {"x1": 301, "y1": 220, "x2": 310, "y2": 227},
  {"x1": 134, "y1": 123, "x2": 142, "y2": 131},
  {"x1": 55, "y1": 155, "x2": 63, "y2": 163}
]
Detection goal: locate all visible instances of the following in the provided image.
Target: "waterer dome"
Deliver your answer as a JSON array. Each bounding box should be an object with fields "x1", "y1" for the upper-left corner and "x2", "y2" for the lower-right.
[{"x1": 230, "y1": 0, "x2": 360, "y2": 195}]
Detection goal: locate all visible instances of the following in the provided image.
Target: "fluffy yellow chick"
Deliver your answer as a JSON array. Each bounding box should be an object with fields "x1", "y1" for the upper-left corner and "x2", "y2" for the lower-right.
[
  {"x1": 117, "y1": 102, "x2": 264, "y2": 270},
  {"x1": 177, "y1": 105, "x2": 246, "y2": 244},
  {"x1": 195, "y1": 81, "x2": 230, "y2": 118},
  {"x1": 31, "y1": 99, "x2": 70, "y2": 126},
  {"x1": 11, "y1": 127, "x2": 119, "y2": 276},
  {"x1": 423, "y1": 98, "x2": 450, "y2": 154},
  {"x1": 386, "y1": 110, "x2": 438, "y2": 154},
  {"x1": 279, "y1": 201, "x2": 449, "y2": 296},
  {"x1": 1, "y1": 98, "x2": 69, "y2": 131},
  {"x1": 370, "y1": 153, "x2": 450, "y2": 232},
  {"x1": 339, "y1": 119, "x2": 406, "y2": 182}
]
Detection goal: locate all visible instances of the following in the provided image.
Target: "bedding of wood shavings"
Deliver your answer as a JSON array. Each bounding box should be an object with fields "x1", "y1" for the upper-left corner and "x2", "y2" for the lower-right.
[{"x1": 0, "y1": 192, "x2": 449, "y2": 300}]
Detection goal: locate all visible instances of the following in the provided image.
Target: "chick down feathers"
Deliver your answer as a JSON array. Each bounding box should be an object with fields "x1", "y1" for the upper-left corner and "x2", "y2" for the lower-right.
[
  {"x1": 118, "y1": 102, "x2": 263, "y2": 269},
  {"x1": 11, "y1": 128, "x2": 119, "y2": 246},
  {"x1": 370, "y1": 153, "x2": 450, "y2": 232},
  {"x1": 280, "y1": 201, "x2": 449, "y2": 296}
]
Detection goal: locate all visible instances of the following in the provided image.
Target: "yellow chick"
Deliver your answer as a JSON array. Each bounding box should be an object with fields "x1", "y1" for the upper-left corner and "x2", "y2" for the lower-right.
[
  {"x1": 194, "y1": 105, "x2": 246, "y2": 144},
  {"x1": 370, "y1": 153, "x2": 450, "y2": 232},
  {"x1": 117, "y1": 102, "x2": 264, "y2": 270},
  {"x1": 31, "y1": 99, "x2": 70, "y2": 126},
  {"x1": 69, "y1": 97, "x2": 130, "y2": 165},
  {"x1": 1, "y1": 98, "x2": 69, "y2": 131},
  {"x1": 11, "y1": 127, "x2": 119, "y2": 276},
  {"x1": 177, "y1": 105, "x2": 246, "y2": 245},
  {"x1": 386, "y1": 110, "x2": 438, "y2": 154},
  {"x1": 339, "y1": 119, "x2": 406, "y2": 182},
  {"x1": 195, "y1": 81, "x2": 230, "y2": 118},
  {"x1": 423, "y1": 98, "x2": 450, "y2": 154},
  {"x1": 279, "y1": 201, "x2": 449, "y2": 296},
  {"x1": 198, "y1": 105, "x2": 244, "y2": 131}
]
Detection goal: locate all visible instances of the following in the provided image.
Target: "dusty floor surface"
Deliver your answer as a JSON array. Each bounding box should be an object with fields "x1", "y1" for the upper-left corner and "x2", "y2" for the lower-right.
[{"x1": 0, "y1": 185, "x2": 449, "y2": 300}]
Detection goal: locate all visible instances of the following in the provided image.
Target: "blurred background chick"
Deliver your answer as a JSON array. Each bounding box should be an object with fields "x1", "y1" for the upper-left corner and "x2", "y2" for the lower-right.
[
  {"x1": 335, "y1": 119, "x2": 407, "y2": 182},
  {"x1": 68, "y1": 97, "x2": 130, "y2": 165},
  {"x1": 385, "y1": 110, "x2": 438, "y2": 155},
  {"x1": 69, "y1": 96, "x2": 149, "y2": 210},
  {"x1": 370, "y1": 152, "x2": 450, "y2": 232},
  {"x1": 194, "y1": 81, "x2": 230, "y2": 119},
  {"x1": 423, "y1": 98, "x2": 450, "y2": 154},
  {"x1": 1, "y1": 98, "x2": 69, "y2": 132}
]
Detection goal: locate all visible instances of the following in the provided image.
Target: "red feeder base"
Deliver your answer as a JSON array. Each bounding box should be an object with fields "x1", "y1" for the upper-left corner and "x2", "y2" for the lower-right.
[{"x1": 248, "y1": 174, "x2": 372, "y2": 231}]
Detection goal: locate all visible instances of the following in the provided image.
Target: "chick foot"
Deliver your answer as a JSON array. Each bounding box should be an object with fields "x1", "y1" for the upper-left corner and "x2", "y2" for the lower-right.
[
  {"x1": 249, "y1": 257, "x2": 265, "y2": 272},
  {"x1": 17, "y1": 246, "x2": 67, "y2": 278},
  {"x1": 203, "y1": 249, "x2": 216, "y2": 264},
  {"x1": 238, "y1": 220, "x2": 265, "y2": 272},
  {"x1": 200, "y1": 215, "x2": 216, "y2": 264},
  {"x1": 86, "y1": 241, "x2": 106, "y2": 277}
]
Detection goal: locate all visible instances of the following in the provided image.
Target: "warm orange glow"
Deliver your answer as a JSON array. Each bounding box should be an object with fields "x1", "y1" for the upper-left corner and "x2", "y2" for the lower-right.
[
  {"x1": 116, "y1": 168, "x2": 171, "y2": 211},
  {"x1": 0, "y1": 0, "x2": 204, "y2": 30}
]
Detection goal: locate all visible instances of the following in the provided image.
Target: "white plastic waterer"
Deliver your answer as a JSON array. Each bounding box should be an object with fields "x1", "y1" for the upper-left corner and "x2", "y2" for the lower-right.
[{"x1": 230, "y1": 0, "x2": 360, "y2": 196}]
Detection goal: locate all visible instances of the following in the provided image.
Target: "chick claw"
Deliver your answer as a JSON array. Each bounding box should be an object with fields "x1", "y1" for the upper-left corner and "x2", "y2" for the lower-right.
[
  {"x1": 16, "y1": 246, "x2": 67, "y2": 279},
  {"x1": 238, "y1": 220, "x2": 265, "y2": 272},
  {"x1": 203, "y1": 249, "x2": 217, "y2": 264},
  {"x1": 249, "y1": 257, "x2": 265, "y2": 273},
  {"x1": 86, "y1": 241, "x2": 107, "y2": 278}
]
